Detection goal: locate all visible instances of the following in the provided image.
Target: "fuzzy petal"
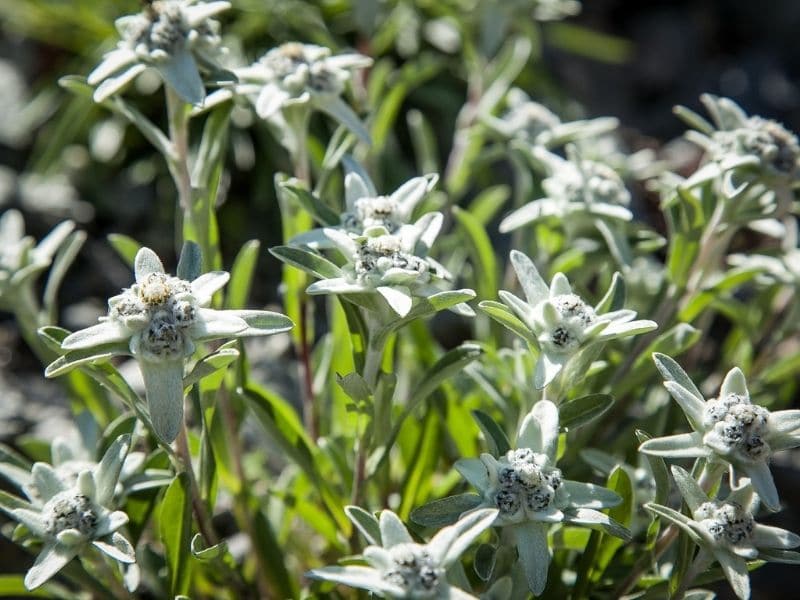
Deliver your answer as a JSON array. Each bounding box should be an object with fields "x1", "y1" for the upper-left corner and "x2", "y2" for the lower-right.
[
  {"x1": 454, "y1": 458, "x2": 490, "y2": 493},
  {"x1": 428, "y1": 508, "x2": 498, "y2": 567},
  {"x1": 306, "y1": 278, "x2": 368, "y2": 295},
  {"x1": 518, "y1": 400, "x2": 559, "y2": 459},
  {"x1": 715, "y1": 550, "x2": 750, "y2": 600},
  {"x1": 61, "y1": 320, "x2": 131, "y2": 351},
  {"x1": 256, "y1": 84, "x2": 291, "y2": 119},
  {"x1": 190, "y1": 271, "x2": 230, "y2": 305},
  {"x1": 134, "y1": 247, "x2": 165, "y2": 282},
  {"x1": 752, "y1": 524, "x2": 800, "y2": 549},
  {"x1": 738, "y1": 462, "x2": 780, "y2": 512},
  {"x1": 379, "y1": 510, "x2": 413, "y2": 547},
  {"x1": 561, "y1": 481, "x2": 621, "y2": 509},
  {"x1": 24, "y1": 542, "x2": 79, "y2": 590},
  {"x1": 498, "y1": 200, "x2": 552, "y2": 232},
  {"x1": 10, "y1": 508, "x2": 47, "y2": 537},
  {"x1": 376, "y1": 286, "x2": 413, "y2": 317},
  {"x1": 663, "y1": 382, "x2": 706, "y2": 432},
  {"x1": 514, "y1": 521, "x2": 551, "y2": 595},
  {"x1": 95, "y1": 435, "x2": 131, "y2": 507},
  {"x1": 638, "y1": 432, "x2": 707, "y2": 458},
  {"x1": 93, "y1": 63, "x2": 147, "y2": 103},
  {"x1": 549, "y1": 273, "x2": 572, "y2": 296},
  {"x1": 31, "y1": 463, "x2": 66, "y2": 502},
  {"x1": 189, "y1": 308, "x2": 248, "y2": 341},
  {"x1": 509, "y1": 250, "x2": 550, "y2": 307},
  {"x1": 670, "y1": 466, "x2": 709, "y2": 514},
  {"x1": 96, "y1": 510, "x2": 130, "y2": 538},
  {"x1": 389, "y1": 176, "x2": 430, "y2": 218},
  {"x1": 720, "y1": 367, "x2": 749, "y2": 398},
  {"x1": 306, "y1": 565, "x2": 402, "y2": 596},
  {"x1": 87, "y1": 48, "x2": 139, "y2": 85},
  {"x1": 534, "y1": 352, "x2": 566, "y2": 390},
  {"x1": 93, "y1": 532, "x2": 136, "y2": 563},
  {"x1": 139, "y1": 359, "x2": 184, "y2": 443}
]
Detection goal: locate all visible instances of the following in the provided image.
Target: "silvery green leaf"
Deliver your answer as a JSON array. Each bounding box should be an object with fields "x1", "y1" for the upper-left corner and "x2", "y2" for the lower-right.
[
  {"x1": 93, "y1": 64, "x2": 147, "y2": 103},
  {"x1": 720, "y1": 367, "x2": 749, "y2": 398},
  {"x1": 514, "y1": 521, "x2": 550, "y2": 595},
  {"x1": 559, "y1": 394, "x2": 614, "y2": 431},
  {"x1": 376, "y1": 285, "x2": 413, "y2": 317},
  {"x1": 343, "y1": 156, "x2": 378, "y2": 197},
  {"x1": 455, "y1": 459, "x2": 490, "y2": 494},
  {"x1": 306, "y1": 565, "x2": 402, "y2": 596},
  {"x1": 177, "y1": 241, "x2": 202, "y2": 282},
  {"x1": 390, "y1": 175, "x2": 435, "y2": 217},
  {"x1": 758, "y1": 548, "x2": 800, "y2": 564},
  {"x1": 190, "y1": 271, "x2": 229, "y2": 305},
  {"x1": 315, "y1": 94, "x2": 371, "y2": 145},
  {"x1": 0, "y1": 463, "x2": 32, "y2": 491},
  {"x1": 183, "y1": 348, "x2": 239, "y2": 388},
  {"x1": 190, "y1": 309, "x2": 248, "y2": 340},
  {"x1": 638, "y1": 432, "x2": 706, "y2": 458},
  {"x1": 96, "y1": 510, "x2": 129, "y2": 538},
  {"x1": 256, "y1": 83, "x2": 291, "y2": 119},
  {"x1": 190, "y1": 532, "x2": 228, "y2": 561},
  {"x1": 562, "y1": 481, "x2": 621, "y2": 509},
  {"x1": 24, "y1": 542, "x2": 80, "y2": 590},
  {"x1": 594, "y1": 272, "x2": 625, "y2": 314},
  {"x1": 643, "y1": 503, "x2": 703, "y2": 543},
  {"x1": 471, "y1": 411, "x2": 511, "y2": 457},
  {"x1": 428, "y1": 508, "x2": 498, "y2": 567},
  {"x1": 93, "y1": 533, "x2": 136, "y2": 563},
  {"x1": 379, "y1": 510, "x2": 413, "y2": 547},
  {"x1": 477, "y1": 301, "x2": 537, "y2": 345},
  {"x1": 87, "y1": 48, "x2": 138, "y2": 85},
  {"x1": 345, "y1": 506, "x2": 381, "y2": 546},
  {"x1": 652, "y1": 353, "x2": 704, "y2": 403},
  {"x1": 715, "y1": 550, "x2": 750, "y2": 600},
  {"x1": 670, "y1": 466, "x2": 708, "y2": 514},
  {"x1": 45, "y1": 342, "x2": 129, "y2": 378},
  {"x1": 509, "y1": 250, "x2": 549, "y2": 307},
  {"x1": 140, "y1": 358, "x2": 185, "y2": 443},
  {"x1": 269, "y1": 245, "x2": 343, "y2": 279},
  {"x1": 184, "y1": 0, "x2": 231, "y2": 26},
  {"x1": 134, "y1": 247, "x2": 165, "y2": 282},
  {"x1": 307, "y1": 278, "x2": 367, "y2": 295},
  {"x1": 663, "y1": 382, "x2": 706, "y2": 431},
  {"x1": 224, "y1": 310, "x2": 294, "y2": 337},
  {"x1": 738, "y1": 462, "x2": 780, "y2": 512},
  {"x1": 410, "y1": 494, "x2": 484, "y2": 528},
  {"x1": 61, "y1": 321, "x2": 131, "y2": 351},
  {"x1": 10, "y1": 508, "x2": 46, "y2": 538},
  {"x1": 563, "y1": 508, "x2": 632, "y2": 541},
  {"x1": 156, "y1": 50, "x2": 205, "y2": 106},
  {"x1": 751, "y1": 524, "x2": 800, "y2": 550},
  {"x1": 498, "y1": 199, "x2": 552, "y2": 232},
  {"x1": 518, "y1": 400, "x2": 559, "y2": 460},
  {"x1": 473, "y1": 543, "x2": 496, "y2": 582},
  {"x1": 534, "y1": 352, "x2": 566, "y2": 390},
  {"x1": 31, "y1": 464, "x2": 65, "y2": 501},
  {"x1": 497, "y1": 290, "x2": 536, "y2": 331},
  {"x1": 95, "y1": 434, "x2": 131, "y2": 507}
]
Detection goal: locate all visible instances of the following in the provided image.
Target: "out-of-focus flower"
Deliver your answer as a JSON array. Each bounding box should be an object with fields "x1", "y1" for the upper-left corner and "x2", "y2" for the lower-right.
[
  {"x1": 88, "y1": 0, "x2": 231, "y2": 105},
  {"x1": 0, "y1": 435, "x2": 135, "y2": 590},
  {"x1": 308, "y1": 508, "x2": 498, "y2": 599},
  {"x1": 639, "y1": 354, "x2": 800, "y2": 511},
  {"x1": 45, "y1": 247, "x2": 292, "y2": 442}
]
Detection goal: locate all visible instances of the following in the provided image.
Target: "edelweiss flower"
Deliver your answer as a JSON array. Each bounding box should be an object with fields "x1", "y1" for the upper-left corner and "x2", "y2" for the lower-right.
[
  {"x1": 0, "y1": 435, "x2": 135, "y2": 590},
  {"x1": 303, "y1": 218, "x2": 461, "y2": 318},
  {"x1": 483, "y1": 250, "x2": 656, "y2": 388},
  {"x1": 234, "y1": 42, "x2": 371, "y2": 140},
  {"x1": 455, "y1": 400, "x2": 628, "y2": 595},
  {"x1": 639, "y1": 354, "x2": 800, "y2": 511},
  {"x1": 88, "y1": 0, "x2": 231, "y2": 105},
  {"x1": 645, "y1": 466, "x2": 800, "y2": 600},
  {"x1": 45, "y1": 247, "x2": 292, "y2": 442},
  {"x1": 291, "y1": 165, "x2": 437, "y2": 247},
  {"x1": 677, "y1": 94, "x2": 800, "y2": 184},
  {"x1": 308, "y1": 508, "x2": 498, "y2": 599},
  {"x1": 0, "y1": 209, "x2": 75, "y2": 308},
  {"x1": 483, "y1": 87, "x2": 617, "y2": 148},
  {"x1": 499, "y1": 145, "x2": 632, "y2": 233}
]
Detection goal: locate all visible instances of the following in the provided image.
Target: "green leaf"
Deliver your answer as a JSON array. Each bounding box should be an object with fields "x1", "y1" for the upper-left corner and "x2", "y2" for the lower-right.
[
  {"x1": 452, "y1": 206, "x2": 498, "y2": 301},
  {"x1": 159, "y1": 473, "x2": 192, "y2": 597},
  {"x1": 190, "y1": 533, "x2": 227, "y2": 561},
  {"x1": 636, "y1": 430, "x2": 670, "y2": 505},
  {"x1": 409, "y1": 493, "x2": 483, "y2": 528},
  {"x1": 44, "y1": 342, "x2": 130, "y2": 378},
  {"x1": 191, "y1": 103, "x2": 232, "y2": 190},
  {"x1": 336, "y1": 372, "x2": 372, "y2": 404},
  {"x1": 43, "y1": 230, "x2": 86, "y2": 321},
  {"x1": 177, "y1": 241, "x2": 202, "y2": 282},
  {"x1": 269, "y1": 245, "x2": 342, "y2": 280},
  {"x1": 280, "y1": 183, "x2": 340, "y2": 226},
  {"x1": 474, "y1": 543, "x2": 496, "y2": 582},
  {"x1": 559, "y1": 394, "x2": 614, "y2": 430},
  {"x1": 252, "y1": 509, "x2": 298, "y2": 599},
  {"x1": 0, "y1": 575, "x2": 74, "y2": 598},
  {"x1": 344, "y1": 505, "x2": 382, "y2": 546},
  {"x1": 184, "y1": 347, "x2": 239, "y2": 388},
  {"x1": 652, "y1": 352, "x2": 704, "y2": 402},
  {"x1": 107, "y1": 233, "x2": 141, "y2": 268},
  {"x1": 594, "y1": 467, "x2": 634, "y2": 571},
  {"x1": 478, "y1": 300, "x2": 537, "y2": 345},
  {"x1": 226, "y1": 240, "x2": 260, "y2": 309},
  {"x1": 472, "y1": 409, "x2": 511, "y2": 456}
]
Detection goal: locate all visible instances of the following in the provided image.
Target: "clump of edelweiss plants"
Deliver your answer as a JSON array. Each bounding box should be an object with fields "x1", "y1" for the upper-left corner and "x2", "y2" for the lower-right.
[{"x1": 1, "y1": 1, "x2": 799, "y2": 599}]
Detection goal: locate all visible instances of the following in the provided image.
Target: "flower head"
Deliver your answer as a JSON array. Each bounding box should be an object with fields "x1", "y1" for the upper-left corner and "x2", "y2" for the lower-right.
[
  {"x1": 645, "y1": 466, "x2": 800, "y2": 600},
  {"x1": 307, "y1": 508, "x2": 497, "y2": 599},
  {"x1": 639, "y1": 354, "x2": 800, "y2": 511},
  {"x1": 455, "y1": 401, "x2": 628, "y2": 594},
  {"x1": 234, "y1": 42, "x2": 371, "y2": 141},
  {"x1": 88, "y1": 0, "x2": 231, "y2": 105},
  {"x1": 499, "y1": 145, "x2": 632, "y2": 233},
  {"x1": 484, "y1": 250, "x2": 657, "y2": 388},
  {"x1": 0, "y1": 435, "x2": 135, "y2": 590},
  {"x1": 45, "y1": 247, "x2": 292, "y2": 442}
]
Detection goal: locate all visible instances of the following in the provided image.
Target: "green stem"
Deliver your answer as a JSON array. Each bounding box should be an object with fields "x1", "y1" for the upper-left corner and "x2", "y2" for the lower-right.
[
  {"x1": 176, "y1": 422, "x2": 220, "y2": 547},
  {"x1": 166, "y1": 88, "x2": 193, "y2": 233}
]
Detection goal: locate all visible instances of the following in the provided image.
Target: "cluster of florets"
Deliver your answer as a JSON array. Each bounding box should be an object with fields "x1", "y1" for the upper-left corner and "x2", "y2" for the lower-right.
[
  {"x1": 382, "y1": 544, "x2": 444, "y2": 598},
  {"x1": 106, "y1": 272, "x2": 198, "y2": 360},
  {"x1": 713, "y1": 117, "x2": 800, "y2": 179},
  {"x1": 542, "y1": 293, "x2": 597, "y2": 355},
  {"x1": 342, "y1": 196, "x2": 400, "y2": 233},
  {"x1": 41, "y1": 491, "x2": 99, "y2": 538},
  {"x1": 259, "y1": 43, "x2": 350, "y2": 96},
  {"x1": 353, "y1": 235, "x2": 432, "y2": 284},
  {"x1": 120, "y1": 0, "x2": 223, "y2": 61},
  {"x1": 695, "y1": 500, "x2": 755, "y2": 546},
  {"x1": 490, "y1": 448, "x2": 563, "y2": 523},
  {"x1": 545, "y1": 159, "x2": 630, "y2": 208},
  {"x1": 702, "y1": 394, "x2": 771, "y2": 462}
]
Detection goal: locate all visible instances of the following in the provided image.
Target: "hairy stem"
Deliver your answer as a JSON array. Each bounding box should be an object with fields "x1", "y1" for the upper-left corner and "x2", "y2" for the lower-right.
[{"x1": 176, "y1": 423, "x2": 220, "y2": 547}]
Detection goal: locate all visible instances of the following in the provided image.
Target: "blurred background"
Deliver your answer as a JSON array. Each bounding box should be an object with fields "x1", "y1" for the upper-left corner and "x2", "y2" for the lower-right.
[{"x1": 1, "y1": 1, "x2": 798, "y2": 598}]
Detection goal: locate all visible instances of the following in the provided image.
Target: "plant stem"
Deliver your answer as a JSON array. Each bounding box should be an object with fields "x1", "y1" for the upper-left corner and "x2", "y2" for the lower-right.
[
  {"x1": 165, "y1": 88, "x2": 193, "y2": 227},
  {"x1": 175, "y1": 422, "x2": 220, "y2": 547}
]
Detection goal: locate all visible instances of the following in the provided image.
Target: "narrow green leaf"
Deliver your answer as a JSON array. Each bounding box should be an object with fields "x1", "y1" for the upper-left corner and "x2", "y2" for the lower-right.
[
  {"x1": 280, "y1": 183, "x2": 340, "y2": 226},
  {"x1": 409, "y1": 493, "x2": 483, "y2": 528},
  {"x1": 477, "y1": 300, "x2": 537, "y2": 345},
  {"x1": 636, "y1": 430, "x2": 670, "y2": 505},
  {"x1": 252, "y1": 509, "x2": 298, "y2": 599},
  {"x1": 184, "y1": 347, "x2": 239, "y2": 388},
  {"x1": 474, "y1": 543, "x2": 496, "y2": 582},
  {"x1": 559, "y1": 394, "x2": 614, "y2": 430},
  {"x1": 344, "y1": 505, "x2": 382, "y2": 546},
  {"x1": 472, "y1": 409, "x2": 511, "y2": 456},
  {"x1": 452, "y1": 206, "x2": 498, "y2": 301},
  {"x1": 106, "y1": 233, "x2": 141, "y2": 268},
  {"x1": 159, "y1": 473, "x2": 192, "y2": 597},
  {"x1": 226, "y1": 240, "x2": 260, "y2": 309},
  {"x1": 269, "y1": 245, "x2": 342, "y2": 280}
]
